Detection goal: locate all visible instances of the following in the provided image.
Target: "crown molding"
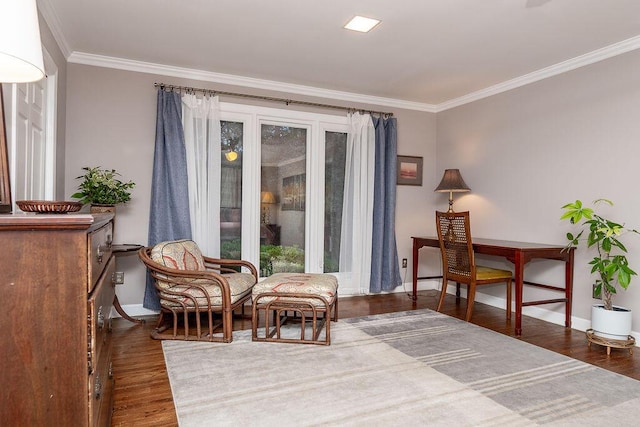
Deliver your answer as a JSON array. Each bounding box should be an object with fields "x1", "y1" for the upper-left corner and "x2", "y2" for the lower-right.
[
  {"x1": 436, "y1": 35, "x2": 640, "y2": 112},
  {"x1": 67, "y1": 52, "x2": 438, "y2": 113}
]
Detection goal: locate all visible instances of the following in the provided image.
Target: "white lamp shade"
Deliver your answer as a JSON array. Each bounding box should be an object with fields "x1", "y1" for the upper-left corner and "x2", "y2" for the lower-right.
[{"x1": 0, "y1": 0, "x2": 45, "y2": 82}]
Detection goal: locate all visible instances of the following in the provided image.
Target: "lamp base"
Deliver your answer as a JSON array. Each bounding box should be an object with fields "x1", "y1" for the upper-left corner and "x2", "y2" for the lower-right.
[
  {"x1": 447, "y1": 192, "x2": 455, "y2": 213},
  {"x1": 261, "y1": 206, "x2": 270, "y2": 224}
]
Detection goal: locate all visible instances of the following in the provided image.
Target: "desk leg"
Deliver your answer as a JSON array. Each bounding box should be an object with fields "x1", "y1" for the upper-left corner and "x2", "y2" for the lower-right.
[
  {"x1": 412, "y1": 240, "x2": 419, "y2": 301},
  {"x1": 113, "y1": 294, "x2": 145, "y2": 324},
  {"x1": 514, "y1": 252, "x2": 525, "y2": 336},
  {"x1": 565, "y1": 250, "x2": 574, "y2": 328}
]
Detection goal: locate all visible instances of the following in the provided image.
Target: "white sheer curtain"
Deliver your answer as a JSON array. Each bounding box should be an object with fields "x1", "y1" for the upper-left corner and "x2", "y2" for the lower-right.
[
  {"x1": 340, "y1": 112, "x2": 375, "y2": 294},
  {"x1": 182, "y1": 93, "x2": 222, "y2": 256}
]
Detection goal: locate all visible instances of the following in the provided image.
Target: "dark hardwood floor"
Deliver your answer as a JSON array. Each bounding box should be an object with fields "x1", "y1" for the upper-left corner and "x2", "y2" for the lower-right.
[{"x1": 110, "y1": 290, "x2": 639, "y2": 426}]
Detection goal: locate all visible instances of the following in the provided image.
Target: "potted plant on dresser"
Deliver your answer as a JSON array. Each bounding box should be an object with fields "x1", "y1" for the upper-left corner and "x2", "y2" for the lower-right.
[
  {"x1": 561, "y1": 199, "x2": 639, "y2": 353},
  {"x1": 72, "y1": 166, "x2": 135, "y2": 214}
]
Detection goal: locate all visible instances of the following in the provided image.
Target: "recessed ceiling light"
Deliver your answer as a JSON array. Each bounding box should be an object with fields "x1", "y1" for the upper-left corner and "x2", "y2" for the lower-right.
[{"x1": 344, "y1": 16, "x2": 380, "y2": 33}]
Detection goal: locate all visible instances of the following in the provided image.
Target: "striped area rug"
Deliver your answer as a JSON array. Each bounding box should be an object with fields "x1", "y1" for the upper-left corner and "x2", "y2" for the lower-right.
[{"x1": 162, "y1": 309, "x2": 640, "y2": 426}]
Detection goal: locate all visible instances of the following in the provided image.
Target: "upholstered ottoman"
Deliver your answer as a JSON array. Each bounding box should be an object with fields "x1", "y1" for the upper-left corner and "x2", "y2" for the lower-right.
[{"x1": 251, "y1": 273, "x2": 338, "y2": 345}]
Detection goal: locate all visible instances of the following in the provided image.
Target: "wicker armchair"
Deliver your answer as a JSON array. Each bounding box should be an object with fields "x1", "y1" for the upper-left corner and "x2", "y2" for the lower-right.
[
  {"x1": 139, "y1": 239, "x2": 258, "y2": 343},
  {"x1": 436, "y1": 211, "x2": 513, "y2": 321}
]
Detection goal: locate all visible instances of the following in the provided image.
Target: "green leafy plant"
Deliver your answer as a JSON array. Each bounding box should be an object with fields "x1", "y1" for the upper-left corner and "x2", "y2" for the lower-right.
[
  {"x1": 561, "y1": 199, "x2": 639, "y2": 310},
  {"x1": 71, "y1": 166, "x2": 135, "y2": 205},
  {"x1": 259, "y1": 245, "x2": 305, "y2": 276}
]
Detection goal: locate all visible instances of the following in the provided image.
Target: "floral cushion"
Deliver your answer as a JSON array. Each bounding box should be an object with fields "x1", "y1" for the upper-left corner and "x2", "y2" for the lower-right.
[
  {"x1": 151, "y1": 239, "x2": 206, "y2": 271},
  {"x1": 151, "y1": 239, "x2": 255, "y2": 307},
  {"x1": 252, "y1": 273, "x2": 338, "y2": 307}
]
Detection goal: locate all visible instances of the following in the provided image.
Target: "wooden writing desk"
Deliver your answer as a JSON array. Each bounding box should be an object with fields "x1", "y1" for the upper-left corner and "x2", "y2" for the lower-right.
[{"x1": 412, "y1": 237, "x2": 574, "y2": 336}]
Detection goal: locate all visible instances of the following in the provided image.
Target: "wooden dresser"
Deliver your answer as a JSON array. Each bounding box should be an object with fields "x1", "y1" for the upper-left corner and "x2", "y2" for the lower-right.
[{"x1": 0, "y1": 213, "x2": 116, "y2": 426}]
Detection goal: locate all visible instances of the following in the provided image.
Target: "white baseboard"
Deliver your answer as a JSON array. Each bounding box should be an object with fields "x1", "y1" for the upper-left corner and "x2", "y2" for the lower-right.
[
  {"x1": 433, "y1": 281, "x2": 639, "y2": 347},
  {"x1": 112, "y1": 280, "x2": 638, "y2": 346},
  {"x1": 111, "y1": 305, "x2": 159, "y2": 319}
]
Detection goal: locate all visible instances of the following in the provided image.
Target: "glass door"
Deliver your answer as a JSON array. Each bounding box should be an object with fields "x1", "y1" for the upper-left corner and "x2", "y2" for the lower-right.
[
  {"x1": 219, "y1": 120, "x2": 243, "y2": 260},
  {"x1": 323, "y1": 131, "x2": 347, "y2": 273},
  {"x1": 217, "y1": 103, "x2": 353, "y2": 290},
  {"x1": 259, "y1": 123, "x2": 307, "y2": 276}
]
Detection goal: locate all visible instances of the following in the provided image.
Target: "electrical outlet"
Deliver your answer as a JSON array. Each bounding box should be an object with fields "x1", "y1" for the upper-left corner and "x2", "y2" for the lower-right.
[
  {"x1": 402, "y1": 258, "x2": 407, "y2": 268},
  {"x1": 114, "y1": 271, "x2": 125, "y2": 284}
]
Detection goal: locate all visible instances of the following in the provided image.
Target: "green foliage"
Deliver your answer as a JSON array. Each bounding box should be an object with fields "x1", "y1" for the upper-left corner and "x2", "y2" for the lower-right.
[
  {"x1": 221, "y1": 239, "x2": 241, "y2": 260},
  {"x1": 221, "y1": 241, "x2": 307, "y2": 276},
  {"x1": 323, "y1": 251, "x2": 339, "y2": 273},
  {"x1": 71, "y1": 166, "x2": 135, "y2": 205},
  {"x1": 561, "y1": 199, "x2": 639, "y2": 310},
  {"x1": 260, "y1": 245, "x2": 305, "y2": 276}
]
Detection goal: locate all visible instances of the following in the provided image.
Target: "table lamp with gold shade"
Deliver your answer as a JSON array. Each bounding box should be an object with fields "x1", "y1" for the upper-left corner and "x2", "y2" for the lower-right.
[
  {"x1": 260, "y1": 191, "x2": 276, "y2": 224},
  {"x1": 434, "y1": 169, "x2": 470, "y2": 213}
]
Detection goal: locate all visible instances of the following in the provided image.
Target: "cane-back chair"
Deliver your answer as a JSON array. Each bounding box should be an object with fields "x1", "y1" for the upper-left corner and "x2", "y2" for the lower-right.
[
  {"x1": 436, "y1": 211, "x2": 513, "y2": 321},
  {"x1": 139, "y1": 239, "x2": 258, "y2": 343}
]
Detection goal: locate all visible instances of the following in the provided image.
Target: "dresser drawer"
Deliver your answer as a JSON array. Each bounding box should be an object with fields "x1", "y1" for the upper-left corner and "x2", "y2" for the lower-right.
[
  {"x1": 88, "y1": 340, "x2": 114, "y2": 427},
  {"x1": 88, "y1": 256, "x2": 115, "y2": 376},
  {"x1": 88, "y1": 222, "x2": 113, "y2": 293}
]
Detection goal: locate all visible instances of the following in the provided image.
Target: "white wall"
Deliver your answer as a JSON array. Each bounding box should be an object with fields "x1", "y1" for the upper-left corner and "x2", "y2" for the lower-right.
[
  {"x1": 436, "y1": 49, "x2": 640, "y2": 329},
  {"x1": 64, "y1": 64, "x2": 436, "y2": 312},
  {"x1": 64, "y1": 48, "x2": 640, "y2": 330}
]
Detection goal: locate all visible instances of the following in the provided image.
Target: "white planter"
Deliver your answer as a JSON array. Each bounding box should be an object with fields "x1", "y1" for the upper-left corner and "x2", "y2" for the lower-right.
[{"x1": 591, "y1": 304, "x2": 632, "y2": 340}]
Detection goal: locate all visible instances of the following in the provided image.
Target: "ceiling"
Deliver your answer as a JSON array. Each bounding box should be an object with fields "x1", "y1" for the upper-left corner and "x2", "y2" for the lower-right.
[{"x1": 40, "y1": 0, "x2": 640, "y2": 109}]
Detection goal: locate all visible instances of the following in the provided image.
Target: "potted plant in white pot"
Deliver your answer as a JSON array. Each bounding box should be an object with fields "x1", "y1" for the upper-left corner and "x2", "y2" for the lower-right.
[
  {"x1": 71, "y1": 166, "x2": 135, "y2": 213},
  {"x1": 561, "y1": 199, "x2": 639, "y2": 342}
]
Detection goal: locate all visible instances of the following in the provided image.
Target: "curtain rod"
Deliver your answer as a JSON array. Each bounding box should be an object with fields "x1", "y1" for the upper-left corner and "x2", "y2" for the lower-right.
[{"x1": 154, "y1": 82, "x2": 393, "y2": 117}]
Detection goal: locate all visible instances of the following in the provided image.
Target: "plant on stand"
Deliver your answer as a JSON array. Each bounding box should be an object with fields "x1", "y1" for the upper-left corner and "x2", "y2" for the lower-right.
[
  {"x1": 72, "y1": 166, "x2": 135, "y2": 213},
  {"x1": 561, "y1": 199, "x2": 639, "y2": 346}
]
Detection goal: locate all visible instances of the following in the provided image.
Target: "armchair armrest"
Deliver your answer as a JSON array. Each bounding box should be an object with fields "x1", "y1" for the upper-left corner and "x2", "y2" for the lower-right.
[{"x1": 202, "y1": 256, "x2": 258, "y2": 281}]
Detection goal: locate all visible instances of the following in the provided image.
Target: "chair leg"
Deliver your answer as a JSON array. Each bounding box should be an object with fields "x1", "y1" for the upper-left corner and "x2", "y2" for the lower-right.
[
  {"x1": 465, "y1": 285, "x2": 476, "y2": 322},
  {"x1": 222, "y1": 307, "x2": 233, "y2": 343},
  {"x1": 437, "y1": 278, "x2": 448, "y2": 312},
  {"x1": 506, "y1": 279, "x2": 512, "y2": 320}
]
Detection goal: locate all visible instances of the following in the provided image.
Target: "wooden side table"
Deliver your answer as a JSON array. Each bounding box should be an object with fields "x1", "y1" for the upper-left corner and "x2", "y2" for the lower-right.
[{"x1": 112, "y1": 244, "x2": 145, "y2": 324}]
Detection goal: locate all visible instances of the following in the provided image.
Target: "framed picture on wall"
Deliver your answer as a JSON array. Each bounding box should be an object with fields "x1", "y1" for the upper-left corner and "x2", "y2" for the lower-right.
[
  {"x1": 281, "y1": 173, "x2": 305, "y2": 211},
  {"x1": 396, "y1": 155, "x2": 423, "y2": 186}
]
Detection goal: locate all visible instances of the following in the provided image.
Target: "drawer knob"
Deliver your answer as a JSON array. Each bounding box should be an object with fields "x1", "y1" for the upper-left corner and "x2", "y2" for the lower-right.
[
  {"x1": 94, "y1": 373, "x2": 102, "y2": 400},
  {"x1": 97, "y1": 306, "x2": 105, "y2": 330},
  {"x1": 96, "y1": 246, "x2": 103, "y2": 264}
]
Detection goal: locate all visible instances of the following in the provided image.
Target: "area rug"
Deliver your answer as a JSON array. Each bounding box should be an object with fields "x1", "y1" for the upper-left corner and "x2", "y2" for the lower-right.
[{"x1": 162, "y1": 309, "x2": 640, "y2": 426}]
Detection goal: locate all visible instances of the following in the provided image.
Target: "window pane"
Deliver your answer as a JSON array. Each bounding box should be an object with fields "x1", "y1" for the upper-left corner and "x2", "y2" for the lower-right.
[
  {"x1": 324, "y1": 131, "x2": 347, "y2": 273},
  {"x1": 260, "y1": 124, "x2": 306, "y2": 276},
  {"x1": 220, "y1": 121, "x2": 243, "y2": 260}
]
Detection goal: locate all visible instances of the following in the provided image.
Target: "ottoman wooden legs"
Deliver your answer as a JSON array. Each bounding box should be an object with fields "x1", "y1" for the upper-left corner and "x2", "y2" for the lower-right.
[
  {"x1": 252, "y1": 292, "x2": 338, "y2": 345},
  {"x1": 251, "y1": 273, "x2": 339, "y2": 345}
]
